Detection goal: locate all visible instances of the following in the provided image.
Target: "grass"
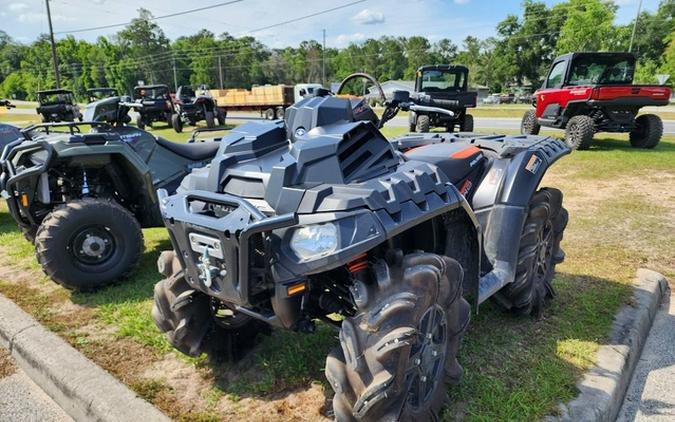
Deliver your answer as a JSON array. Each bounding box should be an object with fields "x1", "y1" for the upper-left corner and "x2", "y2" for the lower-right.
[
  {"x1": 0, "y1": 123, "x2": 673, "y2": 420},
  {"x1": 0, "y1": 112, "x2": 40, "y2": 123}
]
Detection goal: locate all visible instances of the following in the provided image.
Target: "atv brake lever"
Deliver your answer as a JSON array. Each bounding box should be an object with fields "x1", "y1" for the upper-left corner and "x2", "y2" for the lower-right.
[{"x1": 405, "y1": 103, "x2": 455, "y2": 118}]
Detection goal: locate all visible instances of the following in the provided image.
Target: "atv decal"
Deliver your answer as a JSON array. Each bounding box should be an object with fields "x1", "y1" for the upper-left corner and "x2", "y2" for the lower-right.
[
  {"x1": 459, "y1": 179, "x2": 473, "y2": 195},
  {"x1": 525, "y1": 155, "x2": 542, "y2": 174},
  {"x1": 119, "y1": 132, "x2": 143, "y2": 142},
  {"x1": 469, "y1": 155, "x2": 482, "y2": 167}
]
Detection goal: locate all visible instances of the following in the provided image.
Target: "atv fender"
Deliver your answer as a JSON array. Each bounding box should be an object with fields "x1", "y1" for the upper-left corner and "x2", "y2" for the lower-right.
[{"x1": 472, "y1": 136, "x2": 569, "y2": 303}]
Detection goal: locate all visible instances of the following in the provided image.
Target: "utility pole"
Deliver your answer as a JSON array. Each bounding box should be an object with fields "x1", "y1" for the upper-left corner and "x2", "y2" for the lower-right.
[
  {"x1": 218, "y1": 56, "x2": 224, "y2": 89},
  {"x1": 45, "y1": 0, "x2": 60, "y2": 88},
  {"x1": 172, "y1": 56, "x2": 178, "y2": 92},
  {"x1": 322, "y1": 29, "x2": 326, "y2": 87},
  {"x1": 628, "y1": 0, "x2": 644, "y2": 53}
]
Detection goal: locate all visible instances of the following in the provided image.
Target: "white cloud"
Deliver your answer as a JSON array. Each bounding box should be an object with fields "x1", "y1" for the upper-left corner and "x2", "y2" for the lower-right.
[
  {"x1": 8, "y1": 2, "x2": 29, "y2": 12},
  {"x1": 352, "y1": 9, "x2": 385, "y2": 25},
  {"x1": 17, "y1": 12, "x2": 74, "y2": 24},
  {"x1": 336, "y1": 33, "x2": 366, "y2": 47},
  {"x1": 454, "y1": 0, "x2": 470, "y2": 4}
]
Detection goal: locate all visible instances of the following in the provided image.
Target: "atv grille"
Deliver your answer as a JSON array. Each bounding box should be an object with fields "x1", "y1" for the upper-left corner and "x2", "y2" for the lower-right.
[{"x1": 337, "y1": 124, "x2": 398, "y2": 183}]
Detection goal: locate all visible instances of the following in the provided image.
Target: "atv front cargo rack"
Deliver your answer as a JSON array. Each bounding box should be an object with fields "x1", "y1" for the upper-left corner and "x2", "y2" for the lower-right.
[{"x1": 158, "y1": 189, "x2": 298, "y2": 307}]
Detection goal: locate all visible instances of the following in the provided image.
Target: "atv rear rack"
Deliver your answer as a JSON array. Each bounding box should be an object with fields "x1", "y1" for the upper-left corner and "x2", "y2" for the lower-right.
[{"x1": 158, "y1": 189, "x2": 298, "y2": 308}]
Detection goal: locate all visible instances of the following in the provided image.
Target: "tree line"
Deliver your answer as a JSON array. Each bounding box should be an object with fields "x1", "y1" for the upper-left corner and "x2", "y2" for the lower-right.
[{"x1": 0, "y1": 0, "x2": 673, "y2": 100}]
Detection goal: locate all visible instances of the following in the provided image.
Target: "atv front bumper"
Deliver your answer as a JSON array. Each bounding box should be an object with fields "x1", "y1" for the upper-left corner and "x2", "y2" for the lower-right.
[
  {"x1": 0, "y1": 139, "x2": 53, "y2": 228},
  {"x1": 159, "y1": 189, "x2": 298, "y2": 308},
  {"x1": 159, "y1": 189, "x2": 387, "y2": 310}
]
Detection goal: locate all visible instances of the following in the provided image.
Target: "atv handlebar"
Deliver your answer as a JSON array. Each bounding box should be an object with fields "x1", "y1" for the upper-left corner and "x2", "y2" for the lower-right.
[
  {"x1": 404, "y1": 103, "x2": 455, "y2": 118},
  {"x1": 119, "y1": 101, "x2": 143, "y2": 109}
]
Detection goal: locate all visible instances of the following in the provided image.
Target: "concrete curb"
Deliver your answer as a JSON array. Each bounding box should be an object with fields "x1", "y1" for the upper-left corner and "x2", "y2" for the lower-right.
[
  {"x1": 549, "y1": 269, "x2": 669, "y2": 422},
  {"x1": 0, "y1": 293, "x2": 171, "y2": 422}
]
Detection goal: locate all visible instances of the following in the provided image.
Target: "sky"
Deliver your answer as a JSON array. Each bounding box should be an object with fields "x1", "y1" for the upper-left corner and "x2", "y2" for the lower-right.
[{"x1": 0, "y1": 0, "x2": 664, "y2": 48}]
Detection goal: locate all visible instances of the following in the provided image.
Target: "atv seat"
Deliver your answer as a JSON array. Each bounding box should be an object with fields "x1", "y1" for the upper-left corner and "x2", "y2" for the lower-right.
[
  {"x1": 156, "y1": 138, "x2": 220, "y2": 161},
  {"x1": 405, "y1": 143, "x2": 485, "y2": 185}
]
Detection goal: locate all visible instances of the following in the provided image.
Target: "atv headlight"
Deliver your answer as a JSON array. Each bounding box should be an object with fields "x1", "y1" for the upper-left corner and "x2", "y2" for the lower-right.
[
  {"x1": 28, "y1": 150, "x2": 48, "y2": 166},
  {"x1": 290, "y1": 223, "x2": 338, "y2": 260}
]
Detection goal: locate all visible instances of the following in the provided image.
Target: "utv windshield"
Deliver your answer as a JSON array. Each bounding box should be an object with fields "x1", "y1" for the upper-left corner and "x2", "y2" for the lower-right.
[
  {"x1": 568, "y1": 55, "x2": 635, "y2": 86},
  {"x1": 420, "y1": 70, "x2": 466, "y2": 92},
  {"x1": 88, "y1": 89, "x2": 117, "y2": 101},
  {"x1": 135, "y1": 87, "x2": 169, "y2": 100},
  {"x1": 39, "y1": 92, "x2": 73, "y2": 105},
  {"x1": 178, "y1": 86, "x2": 196, "y2": 99}
]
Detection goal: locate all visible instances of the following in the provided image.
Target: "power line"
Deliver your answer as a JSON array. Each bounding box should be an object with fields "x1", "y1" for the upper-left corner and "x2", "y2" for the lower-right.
[
  {"x1": 54, "y1": 0, "x2": 245, "y2": 34},
  {"x1": 239, "y1": 0, "x2": 367, "y2": 35},
  {"x1": 63, "y1": 1, "x2": 369, "y2": 69}
]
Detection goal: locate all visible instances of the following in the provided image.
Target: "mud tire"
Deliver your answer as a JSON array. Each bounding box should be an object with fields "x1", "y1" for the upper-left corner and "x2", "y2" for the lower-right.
[
  {"x1": 629, "y1": 114, "x2": 662, "y2": 149},
  {"x1": 416, "y1": 115, "x2": 431, "y2": 133},
  {"x1": 520, "y1": 109, "x2": 541, "y2": 135},
  {"x1": 152, "y1": 251, "x2": 268, "y2": 361},
  {"x1": 326, "y1": 251, "x2": 470, "y2": 421},
  {"x1": 564, "y1": 115, "x2": 594, "y2": 150},
  {"x1": 492, "y1": 188, "x2": 568, "y2": 316},
  {"x1": 461, "y1": 114, "x2": 474, "y2": 132}
]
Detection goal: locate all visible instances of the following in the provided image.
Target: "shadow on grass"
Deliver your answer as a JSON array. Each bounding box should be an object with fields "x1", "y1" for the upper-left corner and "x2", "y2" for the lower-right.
[{"x1": 588, "y1": 136, "x2": 675, "y2": 152}]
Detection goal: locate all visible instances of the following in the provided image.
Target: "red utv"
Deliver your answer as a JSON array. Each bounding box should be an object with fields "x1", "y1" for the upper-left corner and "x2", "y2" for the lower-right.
[{"x1": 521, "y1": 52, "x2": 671, "y2": 149}]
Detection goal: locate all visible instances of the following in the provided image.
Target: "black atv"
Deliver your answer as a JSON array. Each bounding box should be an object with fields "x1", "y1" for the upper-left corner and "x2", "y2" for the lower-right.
[
  {"x1": 0, "y1": 95, "x2": 222, "y2": 291},
  {"x1": 152, "y1": 73, "x2": 570, "y2": 421},
  {"x1": 172, "y1": 85, "x2": 226, "y2": 133},
  {"x1": 132, "y1": 84, "x2": 175, "y2": 130},
  {"x1": 86, "y1": 87, "x2": 119, "y2": 103},
  {"x1": 408, "y1": 65, "x2": 477, "y2": 133},
  {"x1": 36, "y1": 89, "x2": 82, "y2": 123}
]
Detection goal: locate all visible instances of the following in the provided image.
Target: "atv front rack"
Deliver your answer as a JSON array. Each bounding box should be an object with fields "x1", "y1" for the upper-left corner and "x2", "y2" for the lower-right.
[
  {"x1": 21, "y1": 121, "x2": 113, "y2": 136},
  {"x1": 158, "y1": 189, "x2": 298, "y2": 307}
]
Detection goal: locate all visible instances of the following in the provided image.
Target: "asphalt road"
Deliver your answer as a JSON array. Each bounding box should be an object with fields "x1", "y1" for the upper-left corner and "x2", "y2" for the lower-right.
[
  {"x1": 618, "y1": 290, "x2": 675, "y2": 421},
  {"x1": 216, "y1": 112, "x2": 675, "y2": 135},
  {"x1": 5, "y1": 107, "x2": 675, "y2": 135},
  {"x1": 0, "y1": 350, "x2": 72, "y2": 422}
]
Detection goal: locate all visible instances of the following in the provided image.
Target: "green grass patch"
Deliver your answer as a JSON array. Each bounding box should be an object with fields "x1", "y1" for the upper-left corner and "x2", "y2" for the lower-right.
[{"x1": 0, "y1": 113, "x2": 39, "y2": 124}]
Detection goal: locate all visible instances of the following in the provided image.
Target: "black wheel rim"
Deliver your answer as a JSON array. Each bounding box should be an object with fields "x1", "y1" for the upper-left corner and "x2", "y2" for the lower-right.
[
  {"x1": 406, "y1": 304, "x2": 447, "y2": 411},
  {"x1": 533, "y1": 220, "x2": 554, "y2": 283},
  {"x1": 69, "y1": 225, "x2": 116, "y2": 265}
]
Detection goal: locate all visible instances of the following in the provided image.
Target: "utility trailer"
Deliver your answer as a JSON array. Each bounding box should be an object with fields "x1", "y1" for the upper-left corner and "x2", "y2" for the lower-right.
[
  {"x1": 210, "y1": 85, "x2": 294, "y2": 120},
  {"x1": 210, "y1": 83, "x2": 322, "y2": 120}
]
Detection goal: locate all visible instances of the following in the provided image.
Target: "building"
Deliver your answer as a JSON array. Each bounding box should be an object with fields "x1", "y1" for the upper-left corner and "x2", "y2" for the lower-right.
[{"x1": 366, "y1": 80, "x2": 415, "y2": 100}]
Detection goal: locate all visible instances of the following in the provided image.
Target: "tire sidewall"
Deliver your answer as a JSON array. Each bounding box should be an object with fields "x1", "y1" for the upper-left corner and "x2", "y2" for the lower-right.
[
  {"x1": 36, "y1": 200, "x2": 142, "y2": 290},
  {"x1": 565, "y1": 115, "x2": 594, "y2": 150}
]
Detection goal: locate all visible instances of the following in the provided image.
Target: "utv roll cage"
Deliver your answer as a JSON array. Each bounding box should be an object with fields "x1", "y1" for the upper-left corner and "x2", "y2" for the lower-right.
[
  {"x1": 86, "y1": 87, "x2": 119, "y2": 102},
  {"x1": 36, "y1": 89, "x2": 76, "y2": 105}
]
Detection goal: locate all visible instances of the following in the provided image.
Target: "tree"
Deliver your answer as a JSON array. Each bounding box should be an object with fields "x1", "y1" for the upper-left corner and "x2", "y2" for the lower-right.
[
  {"x1": 115, "y1": 9, "x2": 171, "y2": 86},
  {"x1": 556, "y1": 0, "x2": 617, "y2": 53}
]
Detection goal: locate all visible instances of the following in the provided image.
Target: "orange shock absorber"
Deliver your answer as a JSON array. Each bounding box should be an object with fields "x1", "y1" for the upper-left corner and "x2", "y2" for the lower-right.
[{"x1": 347, "y1": 252, "x2": 369, "y2": 274}]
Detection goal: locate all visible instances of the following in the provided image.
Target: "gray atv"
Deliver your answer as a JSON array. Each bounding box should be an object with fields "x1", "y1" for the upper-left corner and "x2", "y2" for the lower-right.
[
  {"x1": 0, "y1": 96, "x2": 221, "y2": 291},
  {"x1": 152, "y1": 74, "x2": 569, "y2": 421}
]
